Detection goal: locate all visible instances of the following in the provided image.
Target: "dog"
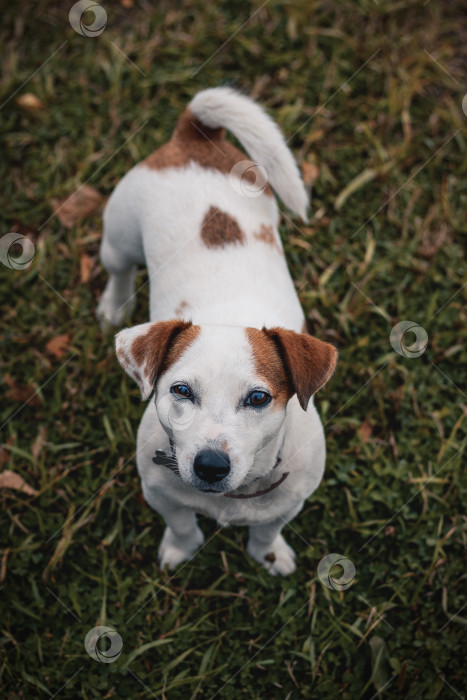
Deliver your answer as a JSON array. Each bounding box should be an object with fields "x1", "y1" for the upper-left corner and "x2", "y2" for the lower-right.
[{"x1": 97, "y1": 87, "x2": 337, "y2": 575}]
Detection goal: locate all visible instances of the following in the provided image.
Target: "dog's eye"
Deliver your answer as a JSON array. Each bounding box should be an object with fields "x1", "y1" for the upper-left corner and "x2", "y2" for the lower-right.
[
  {"x1": 245, "y1": 390, "x2": 271, "y2": 407},
  {"x1": 171, "y1": 384, "x2": 192, "y2": 399}
]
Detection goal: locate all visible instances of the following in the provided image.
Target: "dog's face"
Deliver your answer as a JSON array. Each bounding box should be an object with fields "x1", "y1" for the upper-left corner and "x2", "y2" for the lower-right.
[{"x1": 116, "y1": 321, "x2": 337, "y2": 494}]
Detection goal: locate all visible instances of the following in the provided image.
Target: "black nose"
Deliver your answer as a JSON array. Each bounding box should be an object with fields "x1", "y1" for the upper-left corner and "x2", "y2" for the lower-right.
[{"x1": 193, "y1": 449, "x2": 230, "y2": 484}]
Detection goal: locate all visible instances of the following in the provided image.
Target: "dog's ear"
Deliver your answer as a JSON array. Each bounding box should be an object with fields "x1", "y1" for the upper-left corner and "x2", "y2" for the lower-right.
[
  {"x1": 263, "y1": 327, "x2": 337, "y2": 410},
  {"x1": 115, "y1": 320, "x2": 196, "y2": 400}
]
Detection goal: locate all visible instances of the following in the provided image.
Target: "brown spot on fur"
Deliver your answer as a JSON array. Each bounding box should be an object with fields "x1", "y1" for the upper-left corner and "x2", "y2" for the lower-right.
[
  {"x1": 220, "y1": 440, "x2": 229, "y2": 453},
  {"x1": 142, "y1": 108, "x2": 273, "y2": 197},
  {"x1": 200, "y1": 206, "x2": 245, "y2": 248},
  {"x1": 131, "y1": 320, "x2": 200, "y2": 386},
  {"x1": 117, "y1": 347, "x2": 131, "y2": 372},
  {"x1": 253, "y1": 224, "x2": 283, "y2": 255},
  {"x1": 246, "y1": 328, "x2": 294, "y2": 409},
  {"x1": 247, "y1": 326, "x2": 338, "y2": 411},
  {"x1": 263, "y1": 327, "x2": 338, "y2": 410},
  {"x1": 265, "y1": 552, "x2": 276, "y2": 562},
  {"x1": 174, "y1": 300, "x2": 190, "y2": 317},
  {"x1": 162, "y1": 324, "x2": 200, "y2": 375}
]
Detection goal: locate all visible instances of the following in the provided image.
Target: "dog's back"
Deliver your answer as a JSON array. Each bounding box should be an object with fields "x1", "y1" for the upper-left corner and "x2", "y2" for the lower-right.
[{"x1": 98, "y1": 88, "x2": 308, "y2": 330}]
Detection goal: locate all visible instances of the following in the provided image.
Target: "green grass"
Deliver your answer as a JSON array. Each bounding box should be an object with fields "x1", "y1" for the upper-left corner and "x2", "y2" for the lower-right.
[{"x1": 1, "y1": 0, "x2": 466, "y2": 697}]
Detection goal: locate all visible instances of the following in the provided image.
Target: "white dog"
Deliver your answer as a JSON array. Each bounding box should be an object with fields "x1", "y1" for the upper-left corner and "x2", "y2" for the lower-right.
[{"x1": 97, "y1": 88, "x2": 337, "y2": 575}]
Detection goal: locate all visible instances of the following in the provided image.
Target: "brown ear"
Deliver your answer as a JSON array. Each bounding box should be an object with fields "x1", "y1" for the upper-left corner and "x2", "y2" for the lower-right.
[
  {"x1": 263, "y1": 327, "x2": 337, "y2": 410},
  {"x1": 115, "y1": 320, "x2": 198, "y2": 400}
]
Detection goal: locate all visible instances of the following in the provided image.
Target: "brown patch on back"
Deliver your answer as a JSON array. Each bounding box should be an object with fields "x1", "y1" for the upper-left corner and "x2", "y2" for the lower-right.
[
  {"x1": 200, "y1": 206, "x2": 245, "y2": 248},
  {"x1": 141, "y1": 108, "x2": 273, "y2": 197},
  {"x1": 253, "y1": 224, "x2": 283, "y2": 255},
  {"x1": 131, "y1": 320, "x2": 200, "y2": 385},
  {"x1": 246, "y1": 328, "x2": 294, "y2": 409}
]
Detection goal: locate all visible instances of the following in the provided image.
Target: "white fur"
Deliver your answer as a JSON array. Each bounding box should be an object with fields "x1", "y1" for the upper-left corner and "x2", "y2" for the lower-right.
[
  {"x1": 190, "y1": 87, "x2": 309, "y2": 221},
  {"x1": 98, "y1": 89, "x2": 330, "y2": 575}
]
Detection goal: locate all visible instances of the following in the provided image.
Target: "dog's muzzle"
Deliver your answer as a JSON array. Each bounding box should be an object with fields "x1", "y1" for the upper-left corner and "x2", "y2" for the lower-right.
[{"x1": 193, "y1": 449, "x2": 230, "y2": 484}]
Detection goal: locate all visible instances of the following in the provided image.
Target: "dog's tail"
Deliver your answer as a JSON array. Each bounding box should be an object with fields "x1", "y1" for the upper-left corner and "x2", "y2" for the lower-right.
[{"x1": 188, "y1": 87, "x2": 308, "y2": 221}]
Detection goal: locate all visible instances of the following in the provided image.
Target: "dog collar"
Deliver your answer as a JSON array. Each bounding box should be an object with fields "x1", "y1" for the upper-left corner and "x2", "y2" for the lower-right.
[
  {"x1": 152, "y1": 442, "x2": 289, "y2": 499},
  {"x1": 223, "y1": 457, "x2": 289, "y2": 499}
]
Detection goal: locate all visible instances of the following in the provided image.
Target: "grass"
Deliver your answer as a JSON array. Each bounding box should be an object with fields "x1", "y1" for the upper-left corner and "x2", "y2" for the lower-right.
[{"x1": 0, "y1": 0, "x2": 466, "y2": 697}]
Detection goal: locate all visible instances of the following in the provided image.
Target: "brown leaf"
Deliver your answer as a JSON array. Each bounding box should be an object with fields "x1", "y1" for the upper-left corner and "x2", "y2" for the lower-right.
[
  {"x1": 46, "y1": 334, "x2": 70, "y2": 358},
  {"x1": 3, "y1": 374, "x2": 41, "y2": 406},
  {"x1": 80, "y1": 252, "x2": 94, "y2": 283},
  {"x1": 358, "y1": 419, "x2": 373, "y2": 443},
  {"x1": 32, "y1": 426, "x2": 48, "y2": 460},
  {"x1": 50, "y1": 186, "x2": 104, "y2": 228},
  {"x1": 0, "y1": 548, "x2": 9, "y2": 582},
  {"x1": 16, "y1": 93, "x2": 44, "y2": 111},
  {"x1": 0, "y1": 470, "x2": 38, "y2": 496},
  {"x1": 302, "y1": 161, "x2": 320, "y2": 187}
]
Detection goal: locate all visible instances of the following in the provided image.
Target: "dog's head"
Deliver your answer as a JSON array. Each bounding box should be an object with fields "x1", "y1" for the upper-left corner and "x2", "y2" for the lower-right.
[{"x1": 115, "y1": 321, "x2": 337, "y2": 494}]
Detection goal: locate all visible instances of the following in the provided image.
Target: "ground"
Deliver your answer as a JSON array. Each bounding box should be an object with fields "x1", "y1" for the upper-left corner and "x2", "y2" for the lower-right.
[{"x1": 0, "y1": 1, "x2": 466, "y2": 698}]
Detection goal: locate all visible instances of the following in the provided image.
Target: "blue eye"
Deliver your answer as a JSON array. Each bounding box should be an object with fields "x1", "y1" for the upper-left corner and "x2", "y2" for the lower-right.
[
  {"x1": 171, "y1": 384, "x2": 193, "y2": 399},
  {"x1": 245, "y1": 391, "x2": 271, "y2": 408}
]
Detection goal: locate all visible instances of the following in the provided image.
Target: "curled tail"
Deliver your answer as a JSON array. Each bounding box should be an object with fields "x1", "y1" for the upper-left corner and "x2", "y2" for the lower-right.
[{"x1": 188, "y1": 87, "x2": 309, "y2": 221}]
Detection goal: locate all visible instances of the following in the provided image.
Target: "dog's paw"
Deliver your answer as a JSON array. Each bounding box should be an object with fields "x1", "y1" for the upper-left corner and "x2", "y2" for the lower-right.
[
  {"x1": 97, "y1": 292, "x2": 136, "y2": 330},
  {"x1": 158, "y1": 526, "x2": 204, "y2": 570},
  {"x1": 247, "y1": 534, "x2": 296, "y2": 576}
]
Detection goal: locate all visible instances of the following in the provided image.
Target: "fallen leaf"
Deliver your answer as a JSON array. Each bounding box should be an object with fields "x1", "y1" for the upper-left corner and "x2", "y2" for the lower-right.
[
  {"x1": 80, "y1": 252, "x2": 94, "y2": 283},
  {"x1": 0, "y1": 470, "x2": 38, "y2": 496},
  {"x1": 32, "y1": 426, "x2": 48, "y2": 460},
  {"x1": 50, "y1": 186, "x2": 104, "y2": 228},
  {"x1": 16, "y1": 93, "x2": 44, "y2": 111},
  {"x1": 358, "y1": 419, "x2": 373, "y2": 443},
  {"x1": 302, "y1": 161, "x2": 320, "y2": 187},
  {"x1": 3, "y1": 374, "x2": 41, "y2": 405},
  {"x1": 0, "y1": 548, "x2": 9, "y2": 582},
  {"x1": 289, "y1": 236, "x2": 311, "y2": 250},
  {"x1": 46, "y1": 334, "x2": 70, "y2": 358}
]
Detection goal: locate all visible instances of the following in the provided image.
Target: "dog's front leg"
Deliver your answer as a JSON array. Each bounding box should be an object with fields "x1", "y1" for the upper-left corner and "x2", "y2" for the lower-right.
[
  {"x1": 143, "y1": 487, "x2": 204, "y2": 570},
  {"x1": 247, "y1": 502, "x2": 303, "y2": 576}
]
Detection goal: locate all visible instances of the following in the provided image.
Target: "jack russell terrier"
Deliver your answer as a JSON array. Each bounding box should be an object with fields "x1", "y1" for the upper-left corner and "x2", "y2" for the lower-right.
[{"x1": 97, "y1": 87, "x2": 337, "y2": 575}]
